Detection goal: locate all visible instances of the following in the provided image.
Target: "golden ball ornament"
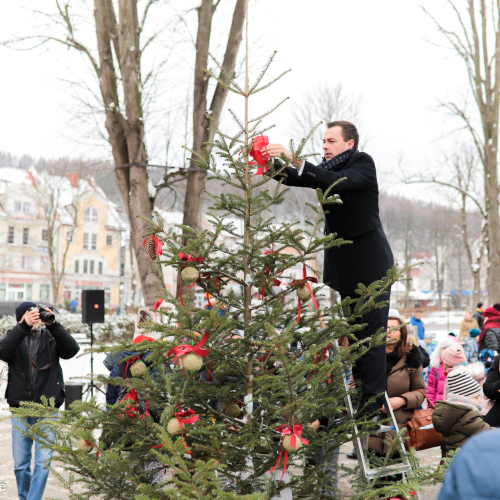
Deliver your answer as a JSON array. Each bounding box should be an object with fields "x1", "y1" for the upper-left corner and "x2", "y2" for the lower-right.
[
  {"x1": 167, "y1": 418, "x2": 182, "y2": 436},
  {"x1": 130, "y1": 359, "x2": 147, "y2": 377},
  {"x1": 78, "y1": 438, "x2": 93, "y2": 453},
  {"x1": 296, "y1": 285, "x2": 311, "y2": 302},
  {"x1": 225, "y1": 403, "x2": 241, "y2": 418},
  {"x1": 182, "y1": 353, "x2": 203, "y2": 372},
  {"x1": 181, "y1": 266, "x2": 199, "y2": 284},
  {"x1": 283, "y1": 434, "x2": 302, "y2": 452}
]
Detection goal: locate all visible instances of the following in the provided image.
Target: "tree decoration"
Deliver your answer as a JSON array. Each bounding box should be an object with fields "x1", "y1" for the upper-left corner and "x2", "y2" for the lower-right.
[
  {"x1": 224, "y1": 403, "x2": 241, "y2": 419},
  {"x1": 130, "y1": 359, "x2": 147, "y2": 377},
  {"x1": 292, "y1": 263, "x2": 319, "y2": 322},
  {"x1": 167, "y1": 330, "x2": 210, "y2": 374},
  {"x1": 167, "y1": 406, "x2": 199, "y2": 454},
  {"x1": 270, "y1": 425, "x2": 309, "y2": 481},
  {"x1": 143, "y1": 233, "x2": 164, "y2": 260},
  {"x1": 249, "y1": 135, "x2": 270, "y2": 175},
  {"x1": 179, "y1": 252, "x2": 204, "y2": 305},
  {"x1": 78, "y1": 438, "x2": 94, "y2": 453}
]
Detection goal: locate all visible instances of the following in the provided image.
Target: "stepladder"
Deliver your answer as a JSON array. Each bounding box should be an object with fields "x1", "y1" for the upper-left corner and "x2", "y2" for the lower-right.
[{"x1": 342, "y1": 373, "x2": 421, "y2": 499}]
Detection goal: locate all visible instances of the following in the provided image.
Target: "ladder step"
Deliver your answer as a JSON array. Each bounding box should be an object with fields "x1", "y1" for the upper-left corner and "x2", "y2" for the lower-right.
[
  {"x1": 370, "y1": 424, "x2": 396, "y2": 434},
  {"x1": 364, "y1": 464, "x2": 413, "y2": 481}
]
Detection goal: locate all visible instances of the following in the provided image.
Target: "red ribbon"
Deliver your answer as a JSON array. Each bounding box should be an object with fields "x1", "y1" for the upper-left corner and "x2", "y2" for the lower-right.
[
  {"x1": 250, "y1": 135, "x2": 270, "y2": 175},
  {"x1": 143, "y1": 234, "x2": 164, "y2": 257},
  {"x1": 167, "y1": 331, "x2": 210, "y2": 373},
  {"x1": 270, "y1": 425, "x2": 308, "y2": 481},
  {"x1": 308, "y1": 343, "x2": 332, "y2": 381},
  {"x1": 292, "y1": 264, "x2": 319, "y2": 323},
  {"x1": 174, "y1": 405, "x2": 199, "y2": 454},
  {"x1": 179, "y1": 253, "x2": 204, "y2": 305},
  {"x1": 201, "y1": 273, "x2": 221, "y2": 307},
  {"x1": 258, "y1": 249, "x2": 282, "y2": 300}
]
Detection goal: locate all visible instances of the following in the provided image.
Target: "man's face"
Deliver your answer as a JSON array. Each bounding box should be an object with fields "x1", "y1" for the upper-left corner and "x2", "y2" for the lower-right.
[
  {"x1": 323, "y1": 126, "x2": 354, "y2": 160},
  {"x1": 465, "y1": 311, "x2": 472, "y2": 321},
  {"x1": 415, "y1": 312, "x2": 422, "y2": 320}
]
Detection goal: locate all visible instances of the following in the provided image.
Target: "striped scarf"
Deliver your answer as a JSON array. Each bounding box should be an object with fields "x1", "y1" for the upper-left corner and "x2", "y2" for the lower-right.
[{"x1": 317, "y1": 147, "x2": 357, "y2": 171}]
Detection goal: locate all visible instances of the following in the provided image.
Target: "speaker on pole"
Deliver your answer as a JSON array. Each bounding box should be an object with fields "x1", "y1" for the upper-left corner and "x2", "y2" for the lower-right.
[{"x1": 82, "y1": 290, "x2": 105, "y2": 324}]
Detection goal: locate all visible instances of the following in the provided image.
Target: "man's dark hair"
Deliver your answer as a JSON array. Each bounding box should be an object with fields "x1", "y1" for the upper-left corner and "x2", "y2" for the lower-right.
[
  {"x1": 327, "y1": 120, "x2": 359, "y2": 149},
  {"x1": 477, "y1": 302, "x2": 483, "y2": 308}
]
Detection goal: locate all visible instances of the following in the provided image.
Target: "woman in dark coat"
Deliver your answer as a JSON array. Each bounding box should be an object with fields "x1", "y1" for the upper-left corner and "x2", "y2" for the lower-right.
[{"x1": 483, "y1": 354, "x2": 500, "y2": 427}]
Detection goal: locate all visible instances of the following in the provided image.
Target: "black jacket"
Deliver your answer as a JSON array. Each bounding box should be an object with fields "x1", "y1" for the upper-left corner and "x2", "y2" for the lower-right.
[
  {"x1": 271, "y1": 152, "x2": 394, "y2": 296},
  {"x1": 484, "y1": 355, "x2": 500, "y2": 427},
  {"x1": 473, "y1": 310, "x2": 484, "y2": 329},
  {"x1": 479, "y1": 327, "x2": 500, "y2": 353},
  {"x1": 0, "y1": 320, "x2": 80, "y2": 408}
]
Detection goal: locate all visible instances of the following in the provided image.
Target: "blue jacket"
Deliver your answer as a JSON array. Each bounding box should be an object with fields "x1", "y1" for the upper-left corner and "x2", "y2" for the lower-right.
[
  {"x1": 410, "y1": 316, "x2": 425, "y2": 340},
  {"x1": 438, "y1": 429, "x2": 499, "y2": 499}
]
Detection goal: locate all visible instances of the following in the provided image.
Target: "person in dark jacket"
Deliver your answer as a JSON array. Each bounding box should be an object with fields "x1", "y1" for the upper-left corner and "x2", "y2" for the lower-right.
[
  {"x1": 473, "y1": 302, "x2": 485, "y2": 330},
  {"x1": 478, "y1": 305, "x2": 500, "y2": 354},
  {"x1": 483, "y1": 354, "x2": 500, "y2": 427},
  {"x1": 0, "y1": 302, "x2": 80, "y2": 500},
  {"x1": 265, "y1": 121, "x2": 394, "y2": 413},
  {"x1": 438, "y1": 427, "x2": 498, "y2": 500}
]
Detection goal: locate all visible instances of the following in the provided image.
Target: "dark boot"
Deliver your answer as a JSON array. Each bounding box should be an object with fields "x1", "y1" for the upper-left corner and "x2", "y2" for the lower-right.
[{"x1": 346, "y1": 448, "x2": 357, "y2": 459}]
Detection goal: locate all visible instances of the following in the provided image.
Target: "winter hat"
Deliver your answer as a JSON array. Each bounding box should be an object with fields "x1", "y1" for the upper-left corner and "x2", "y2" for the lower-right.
[
  {"x1": 430, "y1": 335, "x2": 459, "y2": 369},
  {"x1": 134, "y1": 307, "x2": 155, "y2": 338},
  {"x1": 469, "y1": 328, "x2": 481, "y2": 338},
  {"x1": 441, "y1": 345, "x2": 467, "y2": 367},
  {"x1": 447, "y1": 370, "x2": 482, "y2": 398},
  {"x1": 133, "y1": 335, "x2": 155, "y2": 344},
  {"x1": 15, "y1": 302, "x2": 37, "y2": 322},
  {"x1": 388, "y1": 308, "x2": 400, "y2": 319}
]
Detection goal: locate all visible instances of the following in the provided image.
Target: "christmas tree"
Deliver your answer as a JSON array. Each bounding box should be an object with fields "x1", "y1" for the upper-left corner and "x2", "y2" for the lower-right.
[{"x1": 7, "y1": 3, "x2": 435, "y2": 499}]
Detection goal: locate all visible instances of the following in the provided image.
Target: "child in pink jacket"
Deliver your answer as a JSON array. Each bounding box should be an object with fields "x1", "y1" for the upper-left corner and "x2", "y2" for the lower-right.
[{"x1": 428, "y1": 336, "x2": 466, "y2": 404}]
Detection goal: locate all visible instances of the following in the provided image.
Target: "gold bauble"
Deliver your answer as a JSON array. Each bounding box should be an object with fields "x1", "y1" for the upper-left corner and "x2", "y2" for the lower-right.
[
  {"x1": 183, "y1": 353, "x2": 203, "y2": 372},
  {"x1": 225, "y1": 403, "x2": 241, "y2": 418},
  {"x1": 130, "y1": 359, "x2": 147, "y2": 377},
  {"x1": 283, "y1": 434, "x2": 302, "y2": 452},
  {"x1": 167, "y1": 418, "x2": 182, "y2": 436},
  {"x1": 182, "y1": 266, "x2": 199, "y2": 284},
  {"x1": 297, "y1": 285, "x2": 310, "y2": 302},
  {"x1": 78, "y1": 438, "x2": 93, "y2": 453}
]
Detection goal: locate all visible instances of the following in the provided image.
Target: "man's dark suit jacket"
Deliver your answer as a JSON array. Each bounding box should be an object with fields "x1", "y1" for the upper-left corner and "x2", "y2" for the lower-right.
[{"x1": 272, "y1": 152, "x2": 394, "y2": 297}]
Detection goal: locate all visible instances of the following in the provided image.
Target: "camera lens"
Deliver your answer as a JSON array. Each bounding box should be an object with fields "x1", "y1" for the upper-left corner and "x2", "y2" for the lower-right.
[{"x1": 39, "y1": 310, "x2": 55, "y2": 323}]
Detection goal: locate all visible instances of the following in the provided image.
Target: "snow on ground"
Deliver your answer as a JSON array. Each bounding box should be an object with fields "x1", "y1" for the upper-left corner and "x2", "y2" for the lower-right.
[{"x1": 421, "y1": 310, "x2": 464, "y2": 342}]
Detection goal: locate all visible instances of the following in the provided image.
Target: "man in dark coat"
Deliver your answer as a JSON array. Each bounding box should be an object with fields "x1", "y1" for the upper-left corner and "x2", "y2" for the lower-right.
[
  {"x1": 265, "y1": 121, "x2": 394, "y2": 413},
  {"x1": 0, "y1": 302, "x2": 80, "y2": 500}
]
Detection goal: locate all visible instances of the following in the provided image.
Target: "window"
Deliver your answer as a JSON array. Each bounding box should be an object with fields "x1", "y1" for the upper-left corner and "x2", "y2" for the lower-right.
[
  {"x1": 98, "y1": 262, "x2": 103, "y2": 275},
  {"x1": 75, "y1": 260, "x2": 79, "y2": 273},
  {"x1": 22, "y1": 228, "x2": 29, "y2": 245},
  {"x1": 83, "y1": 233, "x2": 89, "y2": 250},
  {"x1": 84, "y1": 207, "x2": 98, "y2": 222},
  {"x1": 40, "y1": 284, "x2": 50, "y2": 301},
  {"x1": 89, "y1": 260, "x2": 94, "y2": 274},
  {"x1": 14, "y1": 201, "x2": 22, "y2": 213},
  {"x1": 26, "y1": 284, "x2": 32, "y2": 301},
  {"x1": 23, "y1": 202, "x2": 31, "y2": 214},
  {"x1": 42, "y1": 229, "x2": 48, "y2": 242},
  {"x1": 105, "y1": 289, "x2": 111, "y2": 304},
  {"x1": 21, "y1": 256, "x2": 33, "y2": 270},
  {"x1": 83, "y1": 260, "x2": 88, "y2": 274},
  {"x1": 91, "y1": 233, "x2": 97, "y2": 251},
  {"x1": 0, "y1": 283, "x2": 5, "y2": 300},
  {"x1": 66, "y1": 230, "x2": 74, "y2": 242},
  {"x1": 8, "y1": 226, "x2": 14, "y2": 244},
  {"x1": 106, "y1": 235, "x2": 113, "y2": 246}
]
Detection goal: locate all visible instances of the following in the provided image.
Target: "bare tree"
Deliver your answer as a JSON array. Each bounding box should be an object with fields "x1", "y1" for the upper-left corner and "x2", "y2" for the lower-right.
[
  {"x1": 402, "y1": 145, "x2": 486, "y2": 306},
  {"x1": 289, "y1": 83, "x2": 364, "y2": 157},
  {"x1": 180, "y1": 0, "x2": 246, "y2": 300},
  {"x1": 424, "y1": 0, "x2": 500, "y2": 301}
]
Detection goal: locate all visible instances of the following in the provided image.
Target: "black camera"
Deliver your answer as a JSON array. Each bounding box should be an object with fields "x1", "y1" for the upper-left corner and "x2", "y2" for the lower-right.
[{"x1": 30, "y1": 305, "x2": 56, "y2": 324}]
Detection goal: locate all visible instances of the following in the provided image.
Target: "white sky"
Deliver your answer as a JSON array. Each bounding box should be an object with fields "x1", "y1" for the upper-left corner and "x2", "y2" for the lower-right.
[{"x1": 0, "y1": 1, "x2": 473, "y2": 202}]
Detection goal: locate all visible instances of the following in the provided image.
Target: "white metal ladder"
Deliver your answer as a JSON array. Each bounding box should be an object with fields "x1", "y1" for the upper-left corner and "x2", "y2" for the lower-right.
[{"x1": 342, "y1": 374, "x2": 421, "y2": 499}]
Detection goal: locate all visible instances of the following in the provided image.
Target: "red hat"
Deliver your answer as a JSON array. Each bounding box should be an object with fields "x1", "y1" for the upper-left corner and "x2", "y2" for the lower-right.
[
  {"x1": 441, "y1": 345, "x2": 466, "y2": 367},
  {"x1": 133, "y1": 335, "x2": 155, "y2": 344}
]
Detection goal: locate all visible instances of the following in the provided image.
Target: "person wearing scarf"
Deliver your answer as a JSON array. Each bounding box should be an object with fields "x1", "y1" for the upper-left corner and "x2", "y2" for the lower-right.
[
  {"x1": 265, "y1": 121, "x2": 394, "y2": 415},
  {"x1": 478, "y1": 305, "x2": 500, "y2": 355}
]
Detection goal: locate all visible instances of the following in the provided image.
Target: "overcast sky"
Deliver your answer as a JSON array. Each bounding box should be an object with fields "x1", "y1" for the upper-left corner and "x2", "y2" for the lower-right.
[{"x1": 0, "y1": 1, "x2": 472, "y2": 201}]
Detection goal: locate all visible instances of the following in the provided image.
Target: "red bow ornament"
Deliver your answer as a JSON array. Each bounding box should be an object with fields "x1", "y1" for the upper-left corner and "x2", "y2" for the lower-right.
[
  {"x1": 250, "y1": 135, "x2": 270, "y2": 176},
  {"x1": 167, "y1": 330, "x2": 210, "y2": 374},
  {"x1": 291, "y1": 263, "x2": 319, "y2": 323},
  {"x1": 201, "y1": 272, "x2": 222, "y2": 307},
  {"x1": 143, "y1": 233, "x2": 164, "y2": 260},
  {"x1": 179, "y1": 252, "x2": 204, "y2": 305},
  {"x1": 270, "y1": 424, "x2": 308, "y2": 481},
  {"x1": 167, "y1": 405, "x2": 199, "y2": 454}
]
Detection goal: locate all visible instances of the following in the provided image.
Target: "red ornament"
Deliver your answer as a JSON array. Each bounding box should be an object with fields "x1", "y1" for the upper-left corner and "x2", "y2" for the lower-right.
[
  {"x1": 270, "y1": 424, "x2": 308, "y2": 481},
  {"x1": 167, "y1": 330, "x2": 210, "y2": 374},
  {"x1": 250, "y1": 135, "x2": 270, "y2": 175}
]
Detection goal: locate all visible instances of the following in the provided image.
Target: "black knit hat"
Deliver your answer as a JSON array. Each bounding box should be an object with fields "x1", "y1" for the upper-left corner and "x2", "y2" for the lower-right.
[{"x1": 15, "y1": 302, "x2": 37, "y2": 322}]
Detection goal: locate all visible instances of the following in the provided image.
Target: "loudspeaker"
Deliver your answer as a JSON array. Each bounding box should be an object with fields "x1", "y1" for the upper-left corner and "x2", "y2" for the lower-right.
[
  {"x1": 64, "y1": 384, "x2": 83, "y2": 409},
  {"x1": 82, "y1": 290, "x2": 105, "y2": 324}
]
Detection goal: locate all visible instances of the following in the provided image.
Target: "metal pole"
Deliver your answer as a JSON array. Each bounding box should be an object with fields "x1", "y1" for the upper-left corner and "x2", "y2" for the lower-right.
[{"x1": 90, "y1": 323, "x2": 94, "y2": 398}]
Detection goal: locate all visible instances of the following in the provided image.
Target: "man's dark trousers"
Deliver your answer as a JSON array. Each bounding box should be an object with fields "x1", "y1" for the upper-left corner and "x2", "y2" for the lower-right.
[{"x1": 344, "y1": 290, "x2": 390, "y2": 414}]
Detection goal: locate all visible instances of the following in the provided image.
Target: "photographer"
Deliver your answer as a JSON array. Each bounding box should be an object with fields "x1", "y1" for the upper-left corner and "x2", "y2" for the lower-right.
[
  {"x1": 265, "y1": 121, "x2": 394, "y2": 414},
  {"x1": 0, "y1": 301, "x2": 80, "y2": 500}
]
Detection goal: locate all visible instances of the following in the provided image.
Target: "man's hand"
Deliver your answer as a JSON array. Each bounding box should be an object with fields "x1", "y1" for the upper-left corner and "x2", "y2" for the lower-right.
[
  {"x1": 41, "y1": 307, "x2": 56, "y2": 326},
  {"x1": 24, "y1": 309, "x2": 40, "y2": 327},
  {"x1": 308, "y1": 419, "x2": 321, "y2": 431},
  {"x1": 262, "y1": 143, "x2": 302, "y2": 169}
]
